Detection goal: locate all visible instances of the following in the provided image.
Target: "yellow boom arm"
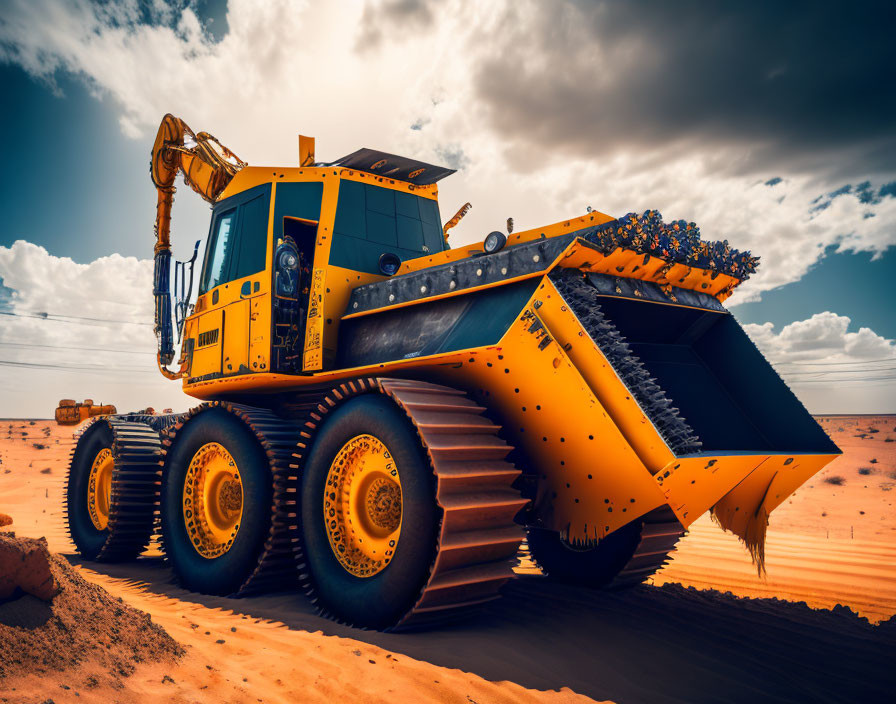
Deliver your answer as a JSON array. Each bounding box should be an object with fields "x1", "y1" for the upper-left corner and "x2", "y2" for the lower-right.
[{"x1": 149, "y1": 114, "x2": 246, "y2": 377}]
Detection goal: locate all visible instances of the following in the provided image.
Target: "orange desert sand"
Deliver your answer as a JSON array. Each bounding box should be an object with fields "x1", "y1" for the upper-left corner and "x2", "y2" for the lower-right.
[{"x1": 1, "y1": 416, "x2": 894, "y2": 703}]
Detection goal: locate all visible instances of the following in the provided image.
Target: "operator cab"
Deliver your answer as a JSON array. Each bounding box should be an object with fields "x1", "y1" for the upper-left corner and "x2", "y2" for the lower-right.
[{"x1": 183, "y1": 150, "x2": 453, "y2": 385}]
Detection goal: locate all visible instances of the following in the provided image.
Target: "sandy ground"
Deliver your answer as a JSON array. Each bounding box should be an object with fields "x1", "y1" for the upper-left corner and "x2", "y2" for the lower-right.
[
  {"x1": 650, "y1": 414, "x2": 896, "y2": 623},
  {"x1": 0, "y1": 416, "x2": 894, "y2": 703}
]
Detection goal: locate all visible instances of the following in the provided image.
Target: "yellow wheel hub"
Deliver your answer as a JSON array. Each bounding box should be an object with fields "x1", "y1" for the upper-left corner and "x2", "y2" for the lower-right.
[
  {"x1": 183, "y1": 442, "x2": 244, "y2": 559},
  {"x1": 87, "y1": 447, "x2": 114, "y2": 531},
  {"x1": 324, "y1": 434, "x2": 402, "y2": 578}
]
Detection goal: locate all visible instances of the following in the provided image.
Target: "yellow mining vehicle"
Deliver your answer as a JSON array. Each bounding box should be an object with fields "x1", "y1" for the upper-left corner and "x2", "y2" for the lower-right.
[
  {"x1": 55, "y1": 399, "x2": 117, "y2": 426},
  {"x1": 64, "y1": 114, "x2": 840, "y2": 630}
]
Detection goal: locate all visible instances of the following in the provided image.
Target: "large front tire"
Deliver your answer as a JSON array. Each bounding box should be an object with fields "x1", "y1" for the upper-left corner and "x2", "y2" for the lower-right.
[
  {"x1": 161, "y1": 409, "x2": 272, "y2": 595},
  {"x1": 300, "y1": 395, "x2": 440, "y2": 629}
]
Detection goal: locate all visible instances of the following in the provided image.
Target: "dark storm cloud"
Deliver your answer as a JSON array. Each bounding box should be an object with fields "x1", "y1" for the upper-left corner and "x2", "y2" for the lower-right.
[
  {"x1": 356, "y1": 0, "x2": 434, "y2": 51},
  {"x1": 473, "y1": 0, "x2": 896, "y2": 176}
]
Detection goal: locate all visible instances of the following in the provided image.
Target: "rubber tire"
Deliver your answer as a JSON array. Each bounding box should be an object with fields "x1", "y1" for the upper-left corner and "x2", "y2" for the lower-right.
[
  {"x1": 66, "y1": 422, "x2": 114, "y2": 561},
  {"x1": 161, "y1": 409, "x2": 272, "y2": 596},
  {"x1": 301, "y1": 395, "x2": 440, "y2": 630},
  {"x1": 526, "y1": 520, "x2": 643, "y2": 588}
]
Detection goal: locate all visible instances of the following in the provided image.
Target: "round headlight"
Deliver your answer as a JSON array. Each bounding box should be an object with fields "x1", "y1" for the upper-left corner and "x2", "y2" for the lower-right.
[
  {"x1": 378, "y1": 252, "x2": 402, "y2": 276},
  {"x1": 278, "y1": 250, "x2": 298, "y2": 270},
  {"x1": 484, "y1": 230, "x2": 507, "y2": 254}
]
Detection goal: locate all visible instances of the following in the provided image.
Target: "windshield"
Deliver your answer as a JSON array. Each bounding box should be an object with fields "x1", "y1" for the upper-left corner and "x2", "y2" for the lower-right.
[{"x1": 203, "y1": 210, "x2": 235, "y2": 292}]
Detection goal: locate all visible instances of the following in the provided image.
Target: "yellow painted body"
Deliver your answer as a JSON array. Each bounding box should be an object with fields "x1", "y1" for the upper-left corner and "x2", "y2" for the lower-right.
[{"x1": 165, "y1": 161, "x2": 837, "y2": 554}]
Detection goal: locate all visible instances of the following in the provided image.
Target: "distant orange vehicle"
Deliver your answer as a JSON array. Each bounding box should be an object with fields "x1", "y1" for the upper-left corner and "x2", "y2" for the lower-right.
[{"x1": 55, "y1": 399, "x2": 117, "y2": 426}]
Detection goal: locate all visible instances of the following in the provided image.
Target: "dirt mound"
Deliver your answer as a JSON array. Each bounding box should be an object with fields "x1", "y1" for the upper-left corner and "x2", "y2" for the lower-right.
[
  {"x1": 0, "y1": 535, "x2": 61, "y2": 601},
  {"x1": 0, "y1": 513, "x2": 11, "y2": 528},
  {"x1": 0, "y1": 535, "x2": 184, "y2": 682}
]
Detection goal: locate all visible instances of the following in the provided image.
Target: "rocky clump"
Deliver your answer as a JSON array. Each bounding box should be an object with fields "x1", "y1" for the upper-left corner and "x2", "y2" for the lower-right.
[
  {"x1": 0, "y1": 535, "x2": 60, "y2": 601},
  {"x1": 0, "y1": 534, "x2": 184, "y2": 681}
]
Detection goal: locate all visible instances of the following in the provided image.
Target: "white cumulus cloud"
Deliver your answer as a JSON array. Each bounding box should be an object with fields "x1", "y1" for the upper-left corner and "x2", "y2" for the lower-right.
[
  {"x1": 742, "y1": 312, "x2": 896, "y2": 413},
  {"x1": 0, "y1": 240, "x2": 192, "y2": 417}
]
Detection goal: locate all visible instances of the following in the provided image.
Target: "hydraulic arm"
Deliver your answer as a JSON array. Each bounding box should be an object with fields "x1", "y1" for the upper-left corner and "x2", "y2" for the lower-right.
[{"x1": 149, "y1": 113, "x2": 246, "y2": 377}]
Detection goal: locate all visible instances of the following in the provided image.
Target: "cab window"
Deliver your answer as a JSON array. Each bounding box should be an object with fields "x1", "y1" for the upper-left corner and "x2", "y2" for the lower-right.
[
  {"x1": 330, "y1": 180, "x2": 445, "y2": 274},
  {"x1": 203, "y1": 210, "x2": 235, "y2": 291},
  {"x1": 200, "y1": 183, "x2": 272, "y2": 294}
]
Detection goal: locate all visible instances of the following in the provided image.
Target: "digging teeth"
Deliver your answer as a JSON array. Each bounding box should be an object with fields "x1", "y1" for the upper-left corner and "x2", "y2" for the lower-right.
[{"x1": 551, "y1": 272, "x2": 701, "y2": 456}]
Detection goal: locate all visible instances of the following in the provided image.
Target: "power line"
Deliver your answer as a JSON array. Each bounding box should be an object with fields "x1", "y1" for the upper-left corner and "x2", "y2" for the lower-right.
[
  {"x1": 0, "y1": 341, "x2": 155, "y2": 356},
  {"x1": 789, "y1": 375, "x2": 896, "y2": 384},
  {"x1": 774, "y1": 357, "x2": 896, "y2": 367},
  {"x1": 782, "y1": 365, "x2": 896, "y2": 377},
  {"x1": 0, "y1": 359, "x2": 156, "y2": 374},
  {"x1": 0, "y1": 310, "x2": 152, "y2": 326}
]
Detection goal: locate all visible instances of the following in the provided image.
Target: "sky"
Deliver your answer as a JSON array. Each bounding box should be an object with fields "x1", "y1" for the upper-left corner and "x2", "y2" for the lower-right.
[{"x1": 0, "y1": 0, "x2": 894, "y2": 417}]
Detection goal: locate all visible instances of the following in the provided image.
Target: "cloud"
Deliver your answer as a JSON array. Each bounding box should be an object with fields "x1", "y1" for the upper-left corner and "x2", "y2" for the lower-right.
[
  {"x1": 0, "y1": 0, "x2": 894, "y2": 307},
  {"x1": 742, "y1": 312, "x2": 896, "y2": 413},
  {"x1": 356, "y1": 0, "x2": 434, "y2": 51},
  {"x1": 0, "y1": 241, "x2": 192, "y2": 417},
  {"x1": 469, "y1": 0, "x2": 896, "y2": 179}
]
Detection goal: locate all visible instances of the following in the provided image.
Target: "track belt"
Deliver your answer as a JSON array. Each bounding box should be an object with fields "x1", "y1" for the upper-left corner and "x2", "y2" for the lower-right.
[
  {"x1": 160, "y1": 402, "x2": 302, "y2": 596},
  {"x1": 64, "y1": 417, "x2": 163, "y2": 562},
  {"x1": 288, "y1": 377, "x2": 528, "y2": 630},
  {"x1": 607, "y1": 505, "x2": 685, "y2": 589}
]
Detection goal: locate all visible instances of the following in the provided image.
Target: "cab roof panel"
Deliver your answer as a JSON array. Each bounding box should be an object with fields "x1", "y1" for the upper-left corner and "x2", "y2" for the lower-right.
[{"x1": 331, "y1": 148, "x2": 455, "y2": 185}]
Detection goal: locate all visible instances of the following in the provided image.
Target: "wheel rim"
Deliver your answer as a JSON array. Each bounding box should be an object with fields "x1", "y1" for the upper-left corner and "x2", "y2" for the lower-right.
[
  {"x1": 183, "y1": 442, "x2": 244, "y2": 559},
  {"x1": 87, "y1": 447, "x2": 114, "y2": 530},
  {"x1": 324, "y1": 434, "x2": 402, "y2": 578}
]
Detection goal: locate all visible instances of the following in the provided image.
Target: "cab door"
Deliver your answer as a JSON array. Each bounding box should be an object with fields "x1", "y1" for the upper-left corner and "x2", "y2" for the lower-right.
[{"x1": 195, "y1": 183, "x2": 273, "y2": 378}]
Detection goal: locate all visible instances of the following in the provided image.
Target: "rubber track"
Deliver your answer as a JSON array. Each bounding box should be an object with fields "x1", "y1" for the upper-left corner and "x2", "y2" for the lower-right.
[
  {"x1": 289, "y1": 377, "x2": 528, "y2": 631},
  {"x1": 550, "y1": 270, "x2": 702, "y2": 455},
  {"x1": 606, "y1": 505, "x2": 684, "y2": 589},
  {"x1": 159, "y1": 402, "x2": 302, "y2": 596},
  {"x1": 64, "y1": 417, "x2": 163, "y2": 562}
]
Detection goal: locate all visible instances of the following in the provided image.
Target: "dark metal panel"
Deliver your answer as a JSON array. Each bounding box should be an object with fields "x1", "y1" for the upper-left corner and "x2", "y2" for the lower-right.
[
  {"x1": 694, "y1": 315, "x2": 841, "y2": 454},
  {"x1": 345, "y1": 235, "x2": 574, "y2": 315},
  {"x1": 331, "y1": 148, "x2": 455, "y2": 185},
  {"x1": 585, "y1": 272, "x2": 726, "y2": 312},
  {"x1": 338, "y1": 280, "x2": 538, "y2": 367}
]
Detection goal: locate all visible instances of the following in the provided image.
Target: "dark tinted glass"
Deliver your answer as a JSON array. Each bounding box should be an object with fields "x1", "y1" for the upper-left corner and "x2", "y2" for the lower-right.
[
  {"x1": 232, "y1": 192, "x2": 269, "y2": 280},
  {"x1": 330, "y1": 180, "x2": 445, "y2": 274},
  {"x1": 199, "y1": 184, "x2": 272, "y2": 293},
  {"x1": 333, "y1": 180, "x2": 366, "y2": 238},
  {"x1": 202, "y1": 210, "x2": 235, "y2": 292},
  {"x1": 418, "y1": 198, "x2": 439, "y2": 226},
  {"x1": 274, "y1": 182, "x2": 323, "y2": 227},
  {"x1": 396, "y1": 214, "x2": 424, "y2": 250},
  {"x1": 366, "y1": 184, "x2": 394, "y2": 216},
  {"x1": 395, "y1": 191, "x2": 419, "y2": 219},
  {"x1": 366, "y1": 209, "x2": 397, "y2": 246}
]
